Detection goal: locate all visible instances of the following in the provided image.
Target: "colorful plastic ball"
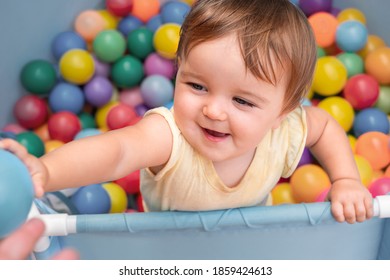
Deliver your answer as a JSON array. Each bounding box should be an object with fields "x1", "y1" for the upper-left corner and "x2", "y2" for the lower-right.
[
  {"x1": 20, "y1": 60, "x2": 57, "y2": 95},
  {"x1": 119, "y1": 87, "x2": 144, "y2": 108},
  {"x1": 348, "y1": 134, "x2": 357, "y2": 153},
  {"x1": 127, "y1": 27, "x2": 155, "y2": 60},
  {"x1": 336, "y1": 52, "x2": 364, "y2": 78},
  {"x1": 271, "y1": 182, "x2": 296, "y2": 205},
  {"x1": 297, "y1": 148, "x2": 313, "y2": 168},
  {"x1": 146, "y1": 14, "x2": 163, "y2": 33},
  {"x1": 354, "y1": 154, "x2": 374, "y2": 187},
  {"x1": 355, "y1": 131, "x2": 390, "y2": 170},
  {"x1": 365, "y1": 47, "x2": 390, "y2": 85},
  {"x1": 107, "y1": 103, "x2": 138, "y2": 130},
  {"x1": 161, "y1": 1, "x2": 190, "y2": 25},
  {"x1": 48, "y1": 111, "x2": 82, "y2": 143},
  {"x1": 312, "y1": 56, "x2": 347, "y2": 96},
  {"x1": 93, "y1": 29, "x2": 126, "y2": 63},
  {"x1": 51, "y1": 31, "x2": 87, "y2": 61},
  {"x1": 353, "y1": 108, "x2": 390, "y2": 137},
  {"x1": 0, "y1": 149, "x2": 34, "y2": 238},
  {"x1": 318, "y1": 96, "x2": 355, "y2": 132},
  {"x1": 0, "y1": 131, "x2": 17, "y2": 140},
  {"x1": 358, "y1": 35, "x2": 386, "y2": 59},
  {"x1": 16, "y1": 131, "x2": 45, "y2": 158},
  {"x1": 336, "y1": 20, "x2": 368, "y2": 53},
  {"x1": 140, "y1": 75, "x2": 174, "y2": 108},
  {"x1": 369, "y1": 177, "x2": 390, "y2": 198},
  {"x1": 111, "y1": 55, "x2": 144, "y2": 88},
  {"x1": 337, "y1": 8, "x2": 366, "y2": 25},
  {"x1": 13, "y1": 95, "x2": 48, "y2": 129},
  {"x1": 34, "y1": 123, "x2": 50, "y2": 143},
  {"x1": 308, "y1": 12, "x2": 338, "y2": 48},
  {"x1": 298, "y1": 0, "x2": 332, "y2": 16},
  {"x1": 93, "y1": 55, "x2": 111, "y2": 77},
  {"x1": 317, "y1": 47, "x2": 326, "y2": 58},
  {"x1": 290, "y1": 164, "x2": 331, "y2": 203},
  {"x1": 59, "y1": 49, "x2": 95, "y2": 85},
  {"x1": 45, "y1": 140, "x2": 65, "y2": 154},
  {"x1": 84, "y1": 76, "x2": 113, "y2": 107},
  {"x1": 2, "y1": 123, "x2": 26, "y2": 135},
  {"x1": 97, "y1": 10, "x2": 119, "y2": 29},
  {"x1": 375, "y1": 86, "x2": 390, "y2": 114},
  {"x1": 49, "y1": 82, "x2": 85, "y2": 114},
  {"x1": 118, "y1": 15, "x2": 143, "y2": 37},
  {"x1": 95, "y1": 101, "x2": 119, "y2": 129},
  {"x1": 71, "y1": 184, "x2": 111, "y2": 214},
  {"x1": 102, "y1": 182, "x2": 128, "y2": 213},
  {"x1": 144, "y1": 52, "x2": 176, "y2": 79},
  {"x1": 342, "y1": 74, "x2": 379, "y2": 110},
  {"x1": 135, "y1": 104, "x2": 149, "y2": 116},
  {"x1": 74, "y1": 128, "x2": 102, "y2": 140},
  {"x1": 315, "y1": 187, "x2": 330, "y2": 202},
  {"x1": 106, "y1": 0, "x2": 133, "y2": 17},
  {"x1": 74, "y1": 10, "x2": 106, "y2": 42},
  {"x1": 114, "y1": 170, "x2": 140, "y2": 194},
  {"x1": 153, "y1": 23, "x2": 181, "y2": 60},
  {"x1": 131, "y1": 0, "x2": 160, "y2": 23},
  {"x1": 78, "y1": 112, "x2": 96, "y2": 129}
]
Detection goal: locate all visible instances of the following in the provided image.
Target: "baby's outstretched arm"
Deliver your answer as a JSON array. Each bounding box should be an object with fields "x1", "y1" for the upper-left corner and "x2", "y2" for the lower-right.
[
  {"x1": 305, "y1": 106, "x2": 373, "y2": 224},
  {"x1": 0, "y1": 113, "x2": 172, "y2": 195}
]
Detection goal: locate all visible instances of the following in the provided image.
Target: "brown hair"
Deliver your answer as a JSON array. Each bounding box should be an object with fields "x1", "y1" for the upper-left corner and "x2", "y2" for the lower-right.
[{"x1": 176, "y1": 0, "x2": 317, "y2": 114}]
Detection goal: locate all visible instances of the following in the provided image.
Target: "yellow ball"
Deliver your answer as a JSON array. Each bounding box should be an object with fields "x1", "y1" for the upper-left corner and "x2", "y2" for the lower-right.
[
  {"x1": 348, "y1": 134, "x2": 357, "y2": 153},
  {"x1": 153, "y1": 23, "x2": 181, "y2": 59},
  {"x1": 102, "y1": 182, "x2": 128, "y2": 213},
  {"x1": 59, "y1": 49, "x2": 95, "y2": 85},
  {"x1": 45, "y1": 140, "x2": 64, "y2": 154},
  {"x1": 312, "y1": 56, "x2": 348, "y2": 96},
  {"x1": 354, "y1": 155, "x2": 373, "y2": 187},
  {"x1": 95, "y1": 101, "x2": 119, "y2": 129},
  {"x1": 98, "y1": 10, "x2": 119, "y2": 29},
  {"x1": 337, "y1": 8, "x2": 366, "y2": 25},
  {"x1": 271, "y1": 182, "x2": 296, "y2": 205},
  {"x1": 317, "y1": 96, "x2": 355, "y2": 132}
]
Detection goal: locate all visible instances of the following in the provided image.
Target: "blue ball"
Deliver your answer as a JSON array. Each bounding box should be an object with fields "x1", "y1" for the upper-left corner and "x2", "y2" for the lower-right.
[
  {"x1": 49, "y1": 82, "x2": 85, "y2": 114},
  {"x1": 353, "y1": 108, "x2": 390, "y2": 137},
  {"x1": 51, "y1": 31, "x2": 87, "y2": 61},
  {"x1": 0, "y1": 149, "x2": 34, "y2": 238},
  {"x1": 161, "y1": 1, "x2": 191, "y2": 25},
  {"x1": 140, "y1": 75, "x2": 174, "y2": 108},
  {"x1": 336, "y1": 20, "x2": 368, "y2": 53},
  {"x1": 71, "y1": 184, "x2": 111, "y2": 214},
  {"x1": 118, "y1": 16, "x2": 143, "y2": 37},
  {"x1": 146, "y1": 14, "x2": 163, "y2": 33},
  {"x1": 74, "y1": 128, "x2": 102, "y2": 140}
]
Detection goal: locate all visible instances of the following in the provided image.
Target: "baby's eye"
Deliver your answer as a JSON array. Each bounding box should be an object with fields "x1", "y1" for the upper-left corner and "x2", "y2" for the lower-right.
[
  {"x1": 188, "y1": 83, "x2": 205, "y2": 91},
  {"x1": 233, "y1": 97, "x2": 255, "y2": 107}
]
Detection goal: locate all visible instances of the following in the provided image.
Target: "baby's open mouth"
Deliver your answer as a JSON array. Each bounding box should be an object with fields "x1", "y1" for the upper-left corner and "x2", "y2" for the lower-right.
[{"x1": 204, "y1": 128, "x2": 229, "y2": 138}]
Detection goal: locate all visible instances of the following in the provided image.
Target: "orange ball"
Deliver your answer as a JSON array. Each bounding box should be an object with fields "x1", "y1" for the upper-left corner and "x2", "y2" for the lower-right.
[
  {"x1": 74, "y1": 10, "x2": 106, "y2": 42},
  {"x1": 358, "y1": 35, "x2": 386, "y2": 59},
  {"x1": 131, "y1": 0, "x2": 160, "y2": 23},
  {"x1": 34, "y1": 123, "x2": 50, "y2": 142},
  {"x1": 365, "y1": 47, "x2": 390, "y2": 85},
  {"x1": 308, "y1": 12, "x2": 338, "y2": 48},
  {"x1": 290, "y1": 164, "x2": 331, "y2": 203},
  {"x1": 355, "y1": 131, "x2": 390, "y2": 170},
  {"x1": 271, "y1": 182, "x2": 296, "y2": 205}
]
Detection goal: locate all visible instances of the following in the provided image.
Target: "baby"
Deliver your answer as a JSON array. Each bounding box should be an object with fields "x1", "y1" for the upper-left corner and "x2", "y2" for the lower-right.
[{"x1": 1, "y1": 0, "x2": 373, "y2": 223}]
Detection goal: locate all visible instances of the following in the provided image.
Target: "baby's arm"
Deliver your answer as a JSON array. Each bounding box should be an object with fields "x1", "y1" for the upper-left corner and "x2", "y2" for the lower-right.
[
  {"x1": 304, "y1": 106, "x2": 373, "y2": 223},
  {"x1": 0, "y1": 113, "x2": 172, "y2": 195}
]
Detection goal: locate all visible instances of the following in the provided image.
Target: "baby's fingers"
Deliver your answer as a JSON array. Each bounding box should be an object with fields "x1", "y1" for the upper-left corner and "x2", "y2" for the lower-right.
[
  {"x1": 331, "y1": 201, "x2": 345, "y2": 223},
  {"x1": 0, "y1": 138, "x2": 29, "y2": 160}
]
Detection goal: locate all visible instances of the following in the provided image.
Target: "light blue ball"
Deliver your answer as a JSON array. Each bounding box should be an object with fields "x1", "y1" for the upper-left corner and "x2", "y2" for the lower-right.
[
  {"x1": 161, "y1": 1, "x2": 191, "y2": 25},
  {"x1": 51, "y1": 31, "x2": 87, "y2": 61},
  {"x1": 353, "y1": 108, "x2": 390, "y2": 137},
  {"x1": 140, "y1": 75, "x2": 174, "y2": 108},
  {"x1": 336, "y1": 20, "x2": 368, "y2": 53},
  {"x1": 49, "y1": 82, "x2": 85, "y2": 114},
  {"x1": 0, "y1": 149, "x2": 34, "y2": 238},
  {"x1": 71, "y1": 184, "x2": 110, "y2": 214},
  {"x1": 74, "y1": 128, "x2": 102, "y2": 140}
]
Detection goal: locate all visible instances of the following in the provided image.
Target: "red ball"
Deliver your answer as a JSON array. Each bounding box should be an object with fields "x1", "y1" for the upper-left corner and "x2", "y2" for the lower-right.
[
  {"x1": 369, "y1": 177, "x2": 390, "y2": 198},
  {"x1": 342, "y1": 74, "x2": 379, "y2": 110},
  {"x1": 106, "y1": 0, "x2": 133, "y2": 17},
  {"x1": 114, "y1": 169, "x2": 140, "y2": 194},
  {"x1": 48, "y1": 111, "x2": 81, "y2": 143},
  {"x1": 107, "y1": 103, "x2": 138, "y2": 130},
  {"x1": 13, "y1": 95, "x2": 48, "y2": 129}
]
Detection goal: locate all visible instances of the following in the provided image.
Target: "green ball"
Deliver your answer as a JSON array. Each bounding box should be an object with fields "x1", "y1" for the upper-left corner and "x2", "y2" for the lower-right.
[
  {"x1": 336, "y1": 52, "x2": 364, "y2": 78},
  {"x1": 20, "y1": 60, "x2": 57, "y2": 95},
  {"x1": 78, "y1": 112, "x2": 96, "y2": 129},
  {"x1": 127, "y1": 27, "x2": 155, "y2": 60},
  {"x1": 317, "y1": 47, "x2": 326, "y2": 58},
  {"x1": 16, "y1": 131, "x2": 45, "y2": 158},
  {"x1": 111, "y1": 55, "x2": 144, "y2": 88},
  {"x1": 375, "y1": 86, "x2": 390, "y2": 114},
  {"x1": 93, "y1": 29, "x2": 126, "y2": 63}
]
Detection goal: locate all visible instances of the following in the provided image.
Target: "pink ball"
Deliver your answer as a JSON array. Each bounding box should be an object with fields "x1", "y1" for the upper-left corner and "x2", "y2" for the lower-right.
[
  {"x1": 107, "y1": 103, "x2": 138, "y2": 130},
  {"x1": 2, "y1": 123, "x2": 27, "y2": 134},
  {"x1": 13, "y1": 95, "x2": 48, "y2": 129},
  {"x1": 48, "y1": 111, "x2": 81, "y2": 143},
  {"x1": 315, "y1": 187, "x2": 330, "y2": 202},
  {"x1": 342, "y1": 74, "x2": 379, "y2": 110},
  {"x1": 144, "y1": 53, "x2": 176, "y2": 79},
  {"x1": 369, "y1": 177, "x2": 390, "y2": 198},
  {"x1": 119, "y1": 87, "x2": 144, "y2": 108}
]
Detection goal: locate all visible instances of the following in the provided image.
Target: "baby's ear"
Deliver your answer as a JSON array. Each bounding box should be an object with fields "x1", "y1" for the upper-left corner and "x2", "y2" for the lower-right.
[{"x1": 272, "y1": 112, "x2": 288, "y2": 129}]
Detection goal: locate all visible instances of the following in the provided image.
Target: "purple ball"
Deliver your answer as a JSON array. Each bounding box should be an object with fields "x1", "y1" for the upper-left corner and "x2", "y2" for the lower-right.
[
  {"x1": 84, "y1": 76, "x2": 113, "y2": 107},
  {"x1": 297, "y1": 148, "x2": 313, "y2": 168},
  {"x1": 144, "y1": 53, "x2": 176, "y2": 79},
  {"x1": 140, "y1": 75, "x2": 174, "y2": 108},
  {"x1": 93, "y1": 55, "x2": 111, "y2": 77},
  {"x1": 299, "y1": 0, "x2": 333, "y2": 16},
  {"x1": 135, "y1": 104, "x2": 149, "y2": 116}
]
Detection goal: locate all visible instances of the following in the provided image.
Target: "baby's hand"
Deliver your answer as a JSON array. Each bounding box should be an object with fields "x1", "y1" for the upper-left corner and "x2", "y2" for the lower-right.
[
  {"x1": 328, "y1": 178, "x2": 373, "y2": 224},
  {"x1": 0, "y1": 138, "x2": 47, "y2": 197}
]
